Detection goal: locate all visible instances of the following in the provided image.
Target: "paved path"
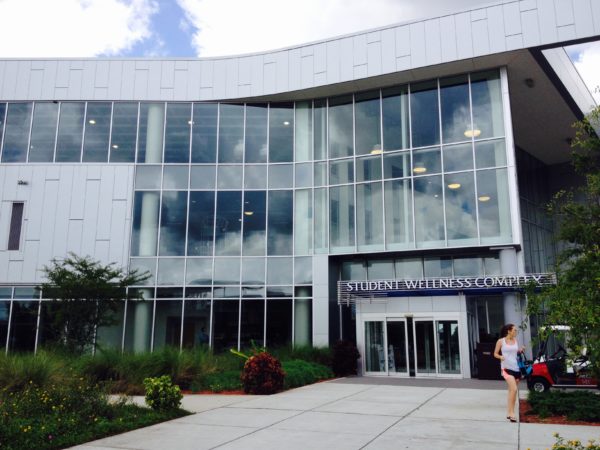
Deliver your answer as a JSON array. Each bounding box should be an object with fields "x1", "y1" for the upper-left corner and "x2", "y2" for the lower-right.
[{"x1": 71, "y1": 379, "x2": 599, "y2": 450}]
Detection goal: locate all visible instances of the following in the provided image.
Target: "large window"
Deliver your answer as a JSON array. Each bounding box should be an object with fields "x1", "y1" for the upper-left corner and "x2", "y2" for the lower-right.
[
  {"x1": 29, "y1": 102, "x2": 58, "y2": 162},
  {"x1": 2, "y1": 103, "x2": 32, "y2": 162}
]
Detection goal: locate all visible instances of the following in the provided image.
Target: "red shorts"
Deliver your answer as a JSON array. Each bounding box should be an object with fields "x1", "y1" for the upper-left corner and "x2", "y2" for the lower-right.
[{"x1": 502, "y1": 368, "x2": 522, "y2": 380}]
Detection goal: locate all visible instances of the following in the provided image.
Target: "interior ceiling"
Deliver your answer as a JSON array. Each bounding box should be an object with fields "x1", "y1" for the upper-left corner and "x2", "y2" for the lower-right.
[
  {"x1": 242, "y1": 48, "x2": 579, "y2": 166},
  {"x1": 504, "y1": 50, "x2": 579, "y2": 165}
]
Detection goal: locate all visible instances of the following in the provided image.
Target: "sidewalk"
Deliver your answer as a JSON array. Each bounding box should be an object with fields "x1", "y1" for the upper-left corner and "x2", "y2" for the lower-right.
[{"x1": 71, "y1": 379, "x2": 599, "y2": 450}]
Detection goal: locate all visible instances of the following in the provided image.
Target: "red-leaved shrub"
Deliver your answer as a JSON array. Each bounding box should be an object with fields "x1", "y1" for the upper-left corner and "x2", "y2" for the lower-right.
[{"x1": 241, "y1": 352, "x2": 285, "y2": 394}]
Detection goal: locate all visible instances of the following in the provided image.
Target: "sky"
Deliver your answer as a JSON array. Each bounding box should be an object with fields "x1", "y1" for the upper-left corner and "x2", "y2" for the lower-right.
[{"x1": 0, "y1": 0, "x2": 597, "y2": 100}]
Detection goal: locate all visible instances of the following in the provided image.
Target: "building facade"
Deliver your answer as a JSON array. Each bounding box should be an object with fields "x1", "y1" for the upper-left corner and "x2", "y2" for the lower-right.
[{"x1": 0, "y1": 0, "x2": 597, "y2": 378}]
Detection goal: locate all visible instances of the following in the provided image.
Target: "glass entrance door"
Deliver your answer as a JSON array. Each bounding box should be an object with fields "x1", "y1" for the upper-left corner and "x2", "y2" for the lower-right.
[
  {"x1": 364, "y1": 319, "x2": 409, "y2": 375},
  {"x1": 413, "y1": 319, "x2": 461, "y2": 376},
  {"x1": 414, "y1": 320, "x2": 436, "y2": 375},
  {"x1": 364, "y1": 321, "x2": 385, "y2": 373},
  {"x1": 364, "y1": 317, "x2": 460, "y2": 376},
  {"x1": 386, "y1": 320, "x2": 409, "y2": 374}
]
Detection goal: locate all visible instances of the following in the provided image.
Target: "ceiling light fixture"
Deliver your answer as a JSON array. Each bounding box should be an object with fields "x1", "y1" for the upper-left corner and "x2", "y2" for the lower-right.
[
  {"x1": 111, "y1": 144, "x2": 119, "y2": 149},
  {"x1": 88, "y1": 119, "x2": 96, "y2": 125},
  {"x1": 283, "y1": 121, "x2": 290, "y2": 126},
  {"x1": 478, "y1": 195, "x2": 491, "y2": 202},
  {"x1": 370, "y1": 144, "x2": 382, "y2": 155},
  {"x1": 244, "y1": 211, "x2": 254, "y2": 216},
  {"x1": 448, "y1": 183, "x2": 461, "y2": 189},
  {"x1": 413, "y1": 166, "x2": 427, "y2": 174},
  {"x1": 464, "y1": 128, "x2": 481, "y2": 138}
]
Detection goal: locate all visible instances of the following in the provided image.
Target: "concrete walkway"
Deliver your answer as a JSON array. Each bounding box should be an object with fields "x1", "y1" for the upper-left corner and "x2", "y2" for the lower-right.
[{"x1": 71, "y1": 379, "x2": 599, "y2": 450}]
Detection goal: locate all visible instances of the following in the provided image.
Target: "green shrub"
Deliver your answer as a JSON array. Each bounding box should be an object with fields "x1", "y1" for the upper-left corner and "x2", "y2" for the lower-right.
[
  {"x1": 0, "y1": 379, "x2": 186, "y2": 450},
  {"x1": 271, "y1": 345, "x2": 332, "y2": 367},
  {"x1": 282, "y1": 360, "x2": 333, "y2": 389},
  {"x1": 551, "y1": 433, "x2": 600, "y2": 450},
  {"x1": 241, "y1": 352, "x2": 285, "y2": 395},
  {"x1": 528, "y1": 390, "x2": 600, "y2": 422},
  {"x1": 192, "y1": 370, "x2": 242, "y2": 392},
  {"x1": 331, "y1": 340, "x2": 360, "y2": 376},
  {"x1": 0, "y1": 351, "x2": 69, "y2": 392},
  {"x1": 143, "y1": 375, "x2": 183, "y2": 411}
]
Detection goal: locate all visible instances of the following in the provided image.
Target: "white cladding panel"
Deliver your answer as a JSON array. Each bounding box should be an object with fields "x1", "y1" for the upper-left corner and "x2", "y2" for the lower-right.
[{"x1": 0, "y1": 165, "x2": 135, "y2": 283}]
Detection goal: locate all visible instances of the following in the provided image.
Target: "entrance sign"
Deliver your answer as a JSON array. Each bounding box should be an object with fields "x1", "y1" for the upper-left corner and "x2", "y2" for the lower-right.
[{"x1": 338, "y1": 273, "x2": 556, "y2": 304}]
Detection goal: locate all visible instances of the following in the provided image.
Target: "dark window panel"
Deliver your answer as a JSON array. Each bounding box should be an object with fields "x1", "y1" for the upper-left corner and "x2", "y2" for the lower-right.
[
  {"x1": 269, "y1": 103, "x2": 293, "y2": 162},
  {"x1": 218, "y1": 104, "x2": 243, "y2": 163},
  {"x1": 164, "y1": 103, "x2": 191, "y2": 163},
  {"x1": 245, "y1": 104, "x2": 268, "y2": 163},
  {"x1": 159, "y1": 191, "x2": 188, "y2": 256},
  {"x1": 1, "y1": 103, "x2": 32, "y2": 163},
  {"x1": 110, "y1": 102, "x2": 138, "y2": 163},
  {"x1": 56, "y1": 102, "x2": 84, "y2": 162},
  {"x1": 267, "y1": 191, "x2": 293, "y2": 255},
  {"x1": 410, "y1": 80, "x2": 440, "y2": 148},
  {"x1": 354, "y1": 90, "x2": 381, "y2": 156},
  {"x1": 29, "y1": 102, "x2": 58, "y2": 162},
  {"x1": 83, "y1": 102, "x2": 111, "y2": 162},
  {"x1": 191, "y1": 103, "x2": 218, "y2": 163},
  {"x1": 8, "y1": 202, "x2": 24, "y2": 251}
]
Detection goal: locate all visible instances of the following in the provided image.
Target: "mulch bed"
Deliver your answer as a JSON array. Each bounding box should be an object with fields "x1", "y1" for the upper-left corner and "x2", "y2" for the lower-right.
[
  {"x1": 519, "y1": 399, "x2": 600, "y2": 426},
  {"x1": 181, "y1": 389, "x2": 245, "y2": 395}
]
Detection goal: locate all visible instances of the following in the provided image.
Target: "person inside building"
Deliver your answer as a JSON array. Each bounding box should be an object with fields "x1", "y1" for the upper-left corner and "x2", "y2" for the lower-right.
[
  {"x1": 494, "y1": 323, "x2": 525, "y2": 422},
  {"x1": 196, "y1": 326, "x2": 209, "y2": 346}
]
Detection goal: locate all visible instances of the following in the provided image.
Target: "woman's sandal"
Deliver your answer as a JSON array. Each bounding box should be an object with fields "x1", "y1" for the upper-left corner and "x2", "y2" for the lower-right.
[{"x1": 507, "y1": 416, "x2": 517, "y2": 422}]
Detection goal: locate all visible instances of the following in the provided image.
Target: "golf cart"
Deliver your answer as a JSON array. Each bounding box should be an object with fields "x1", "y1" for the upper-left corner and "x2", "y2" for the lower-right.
[{"x1": 527, "y1": 325, "x2": 597, "y2": 392}]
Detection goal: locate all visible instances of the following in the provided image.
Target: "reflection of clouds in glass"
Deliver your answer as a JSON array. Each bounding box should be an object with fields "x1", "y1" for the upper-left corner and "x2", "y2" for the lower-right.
[
  {"x1": 268, "y1": 232, "x2": 294, "y2": 255},
  {"x1": 414, "y1": 178, "x2": 444, "y2": 242},
  {"x1": 129, "y1": 258, "x2": 155, "y2": 285},
  {"x1": 243, "y1": 231, "x2": 265, "y2": 256},
  {"x1": 242, "y1": 259, "x2": 265, "y2": 284},
  {"x1": 157, "y1": 259, "x2": 184, "y2": 285},
  {"x1": 328, "y1": 102, "x2": 353, "y2": 157},
  {"x1": 479, "y1": 168, "x2": 511, "y2": 242},
  {"x1": 215, "y1": 230, "x2": 241, "y2": 255},
  {"x1": 445, "y1": 173, "x2": 477, "y2": 240},
  {"x1": 267, "y1": 258, "x2": 293, "y2": 284},
  {"x1": 159, "y1": 191, "x2": 187, "y2": 256},
  {"x1": 446, "y1": 104, "x2": 470, "y2": 140},
  {"x1": 213, "y1": 258, "x2": 241, "y2": 284},
  {"x1": 186, "y1": 259, "x2": 212, "y2": 284},
  {"x1": 268, "y1": 191, "x2": 293, "y2": 255}
]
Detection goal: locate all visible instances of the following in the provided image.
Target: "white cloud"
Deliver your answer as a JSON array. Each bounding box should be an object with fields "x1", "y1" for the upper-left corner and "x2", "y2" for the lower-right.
[
  {"x1": 176, "y1": 0, "x2": 489, "y2": 57},
  {"x1": 0, "y1": 0, "x2": 157, "y2": 57},
  {"x1": 569, "y1": 42, "x2": 600, "y2": 104}
]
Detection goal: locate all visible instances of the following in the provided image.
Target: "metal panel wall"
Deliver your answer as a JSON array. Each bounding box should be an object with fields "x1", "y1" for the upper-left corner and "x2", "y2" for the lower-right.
[
  {"x1": 0, "y1": 165, "x2": 135, "y2": 283},
  {"x1": 0, "y1": 1, "x2": 597, "y2": 101}
]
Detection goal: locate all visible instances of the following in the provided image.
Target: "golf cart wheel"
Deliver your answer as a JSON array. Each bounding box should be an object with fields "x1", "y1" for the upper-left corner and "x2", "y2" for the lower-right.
[{"x1": 529, "y1": 377, "x2": 550, "y2": 393}]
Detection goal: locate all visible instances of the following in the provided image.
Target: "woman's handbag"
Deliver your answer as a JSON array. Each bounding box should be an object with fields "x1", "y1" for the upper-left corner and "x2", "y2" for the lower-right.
[{"x1": 517, "y1": 352, "x2": 532, "y2": 376}]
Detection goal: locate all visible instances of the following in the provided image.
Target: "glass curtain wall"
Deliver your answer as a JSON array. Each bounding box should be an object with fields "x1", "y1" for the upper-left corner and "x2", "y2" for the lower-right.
[{"x1": 0, "y1": 69, "x2": 514, "y2": 353}]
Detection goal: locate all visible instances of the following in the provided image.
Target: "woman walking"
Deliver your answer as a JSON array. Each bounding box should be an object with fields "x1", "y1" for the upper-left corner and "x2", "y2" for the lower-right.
[{"x1": 494, "y1": 323, "x2": 524, "y2": 422}]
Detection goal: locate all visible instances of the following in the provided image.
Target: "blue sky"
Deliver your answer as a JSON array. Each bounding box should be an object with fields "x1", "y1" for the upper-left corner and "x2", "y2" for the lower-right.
[
  {"x1": 0, "y1": 0, "x2": 597, "y2": 100},
  {"x1": 117, "y1": 0, "x2": 196, "y2": 57}
]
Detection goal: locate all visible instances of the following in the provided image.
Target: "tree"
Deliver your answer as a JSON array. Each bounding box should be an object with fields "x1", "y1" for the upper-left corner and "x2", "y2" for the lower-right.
[
  {"x1": 39, "y1": 253, "x2": 150, "y2": 353},
  {"x1": 527, "y1": 106, "x2": 600, "y2": 377}
]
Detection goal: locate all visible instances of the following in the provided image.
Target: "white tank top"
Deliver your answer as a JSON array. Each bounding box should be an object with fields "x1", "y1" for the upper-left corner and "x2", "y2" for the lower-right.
[{"x1": 501, "y1": 338, "x2": 520, "y2": 372}]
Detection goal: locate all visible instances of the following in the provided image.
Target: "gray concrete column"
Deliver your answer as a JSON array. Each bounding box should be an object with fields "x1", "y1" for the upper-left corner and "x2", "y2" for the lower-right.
[
  {"x1": 294, "y1": 290, "x2": 311, "y2": 346},
  {"x1": 144, "y1": 103, "x2": 164, "y2": 163},
  {"x1": 500, "y1": 248, "x2": 531, "y2": 354},
  {"x1": 139, "y1": 192, "x2": 160, "y2": 256},
  {"x1": 133, "y1": 295, "x2": 153, "y2": 353},
  {"x1": 312, "y1": 255, "x2": 329, "y2": 346}
]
